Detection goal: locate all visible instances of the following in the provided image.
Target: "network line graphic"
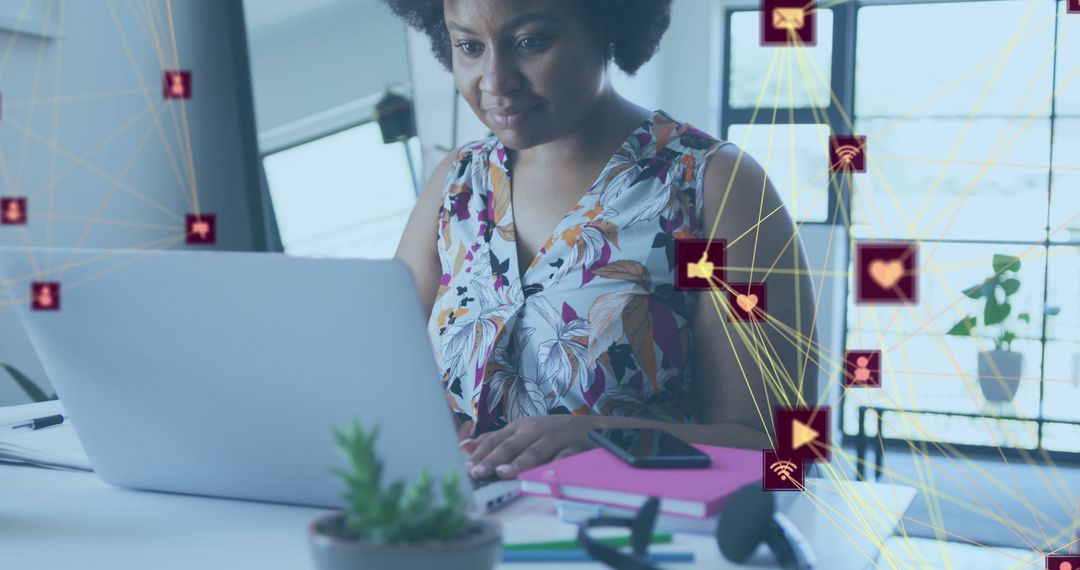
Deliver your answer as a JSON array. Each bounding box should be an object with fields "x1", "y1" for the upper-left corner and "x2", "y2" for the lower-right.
[
  {"x1": 684, "y1": 1, "x2": 1080, "y2": 567},
  {"x1": 0, "y1": 0, "x2": 1078, "y2": 568},
  {"x1": 0, "y1": 0, "x2": 230, "y2": 317}
]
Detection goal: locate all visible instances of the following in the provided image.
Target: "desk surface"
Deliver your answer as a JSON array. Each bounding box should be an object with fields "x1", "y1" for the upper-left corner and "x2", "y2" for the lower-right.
[{"x1": 0, "y1": 404, "x2": 915, "y2": 569}]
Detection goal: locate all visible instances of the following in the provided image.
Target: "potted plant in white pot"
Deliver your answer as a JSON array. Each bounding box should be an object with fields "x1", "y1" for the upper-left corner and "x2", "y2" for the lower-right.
[
  {"x1": 308, "y1": 421, "x2": 501, "y2": 570},
  {"x1": 946, "y1": 254, "x2": 1053, "y2": 404}
]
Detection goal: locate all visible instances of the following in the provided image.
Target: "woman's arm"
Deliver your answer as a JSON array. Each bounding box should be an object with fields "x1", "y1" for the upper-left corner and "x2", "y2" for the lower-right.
[
  {"x1": 394, "y1": 151, "x2": 458, "y2": 317},
  {"x1": 686, "y1": 143, "x2": 820, "y2": 448},
  {"x1": 488, "y1": 145, "x2": 819, "y2": 451}
]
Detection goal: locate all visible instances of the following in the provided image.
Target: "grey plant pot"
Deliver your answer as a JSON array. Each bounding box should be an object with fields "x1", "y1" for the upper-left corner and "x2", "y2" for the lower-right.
[
  {"x1": 978, "y1": 350, "x2": 1023, "y2": 403},
  {"x1": 307, "y1": 513, "x2": 501, "y2": 570}
]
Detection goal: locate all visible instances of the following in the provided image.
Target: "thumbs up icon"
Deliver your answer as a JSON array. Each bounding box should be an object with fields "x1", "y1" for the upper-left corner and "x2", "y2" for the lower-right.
[
  {"x1": 687, "y1": 252, "x2": 715, "y2": 280},
  {"x1": 675, "y1": 239, "x2": 727, "y2": 291}
]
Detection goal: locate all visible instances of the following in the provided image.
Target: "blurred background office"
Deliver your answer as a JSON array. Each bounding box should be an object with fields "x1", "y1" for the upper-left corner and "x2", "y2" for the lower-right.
[{"x1": 0, "y1": 0, "x2": 1078, "y2": 562}]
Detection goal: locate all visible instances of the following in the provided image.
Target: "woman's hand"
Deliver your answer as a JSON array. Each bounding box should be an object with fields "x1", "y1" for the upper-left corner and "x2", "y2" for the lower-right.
[
  {"x1": 460, "y1": 415, "x2": 603, "y2": 479},
  {"x1": 457, "y1": 419, "x2": 475, "y2": 442}
]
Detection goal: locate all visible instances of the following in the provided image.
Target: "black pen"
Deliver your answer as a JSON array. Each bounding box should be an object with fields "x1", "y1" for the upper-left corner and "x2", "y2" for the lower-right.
[{"x1": 9, "y1": 414, "x2": 66, "y2": 430}]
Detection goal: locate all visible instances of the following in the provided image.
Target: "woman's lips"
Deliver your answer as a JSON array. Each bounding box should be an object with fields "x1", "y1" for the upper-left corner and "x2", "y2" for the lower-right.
[{"x1": 489, "y1": 104, "x2": 541, "y2": 128}]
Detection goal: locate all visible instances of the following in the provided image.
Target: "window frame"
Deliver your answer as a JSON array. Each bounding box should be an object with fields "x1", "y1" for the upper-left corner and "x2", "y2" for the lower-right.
[{"x1": 720, "y1": 0, "x2": 1078, "y2": 459}]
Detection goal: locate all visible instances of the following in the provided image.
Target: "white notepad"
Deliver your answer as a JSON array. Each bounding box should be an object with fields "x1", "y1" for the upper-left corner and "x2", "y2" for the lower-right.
[{"x1": 0, "y1": 400, "x2": 92, "y2": 471}]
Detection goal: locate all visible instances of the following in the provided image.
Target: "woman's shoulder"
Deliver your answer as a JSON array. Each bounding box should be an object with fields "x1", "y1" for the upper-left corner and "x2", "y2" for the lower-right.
[
  {"x1": 651, "y1": 110, "x2": 731, "y2": 156},
  {"x1": 451, "y1": 133, "x2": 503, "y2": 166}
]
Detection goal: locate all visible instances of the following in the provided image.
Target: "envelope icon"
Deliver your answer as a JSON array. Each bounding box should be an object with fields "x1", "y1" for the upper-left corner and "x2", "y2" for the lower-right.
[{"x1": 772, "y1": 7, "x2": 805, "y2": 31}]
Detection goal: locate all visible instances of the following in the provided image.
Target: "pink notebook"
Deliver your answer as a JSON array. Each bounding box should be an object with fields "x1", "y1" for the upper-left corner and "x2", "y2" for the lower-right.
[{"x1": 517, "y1": 444, "x2": 762, "y2": 519}]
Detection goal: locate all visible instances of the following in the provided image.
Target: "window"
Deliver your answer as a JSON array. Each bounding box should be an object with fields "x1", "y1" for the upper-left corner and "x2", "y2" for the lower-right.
[
  {"x1": 262, "y1": 122, "x2": 420, "y2": 259},
  {"x1": 722, "y1": 0, "x2": 1080, "y2": 455}
]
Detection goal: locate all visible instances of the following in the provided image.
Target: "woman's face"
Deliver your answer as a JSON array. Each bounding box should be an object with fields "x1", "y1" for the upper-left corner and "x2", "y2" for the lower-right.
[{"x1": 444, "y1": 0, "x2": 609, "y2": 150}]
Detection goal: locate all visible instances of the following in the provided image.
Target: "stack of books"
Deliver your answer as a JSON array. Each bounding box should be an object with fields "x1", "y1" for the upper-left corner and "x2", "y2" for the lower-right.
[{"x1": 518, "y1": 444, "x2": 761, "y2": 535}]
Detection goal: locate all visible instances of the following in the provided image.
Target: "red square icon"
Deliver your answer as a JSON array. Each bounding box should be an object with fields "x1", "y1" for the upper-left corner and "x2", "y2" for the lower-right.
[
  {"x1": 844, "y1": 350, "x2": 882, "y2": 388},
  {"x1": 856, "y1": 242, "x2": 918, "y2": 304},
  {"x1": 829, "y1": 135, "x2": 867, "y2": 173},
  {"x1": 1047, "y1": 555, "x2": 1080, "y2": 570},
  {"x1": 1069, "y1": 0, "x2": 1080, "y2": 14},
  {"x1": 674, "y1": 239, "x2": 726, "y2": 291},
  {"x1": 775, "y1": 407, "x2": 830, "y2": 462},
  {"x1": 186, "y1": 214, "x2": 216, "y2": 245},
  {"x1": 31, "y1": 282, "x2": 60, "y2": 311},
  {"x1": 1, "y1": 197, "x2": 27, "y2": 225},
  {"x1": 763, "y1": 450, "x2": 804, "y2": 492},
  {"x1": 164, "y1": 70, "x2": 192, "y2": 99},
  {"x1": 761, "y1": 0, "x2": 816, "y2": 47},
  {"x1": 727, "y1": 282, "x2": 766, "y2": 322}
]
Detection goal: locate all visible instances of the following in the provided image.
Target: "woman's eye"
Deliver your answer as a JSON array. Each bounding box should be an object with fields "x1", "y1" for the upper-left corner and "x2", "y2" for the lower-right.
[
  {"x1": 517, "y1": 36, "x2": 548, "y2": 51},
  {"x1": 455, "y1": 41, "x2": 484, "y2": 56}
]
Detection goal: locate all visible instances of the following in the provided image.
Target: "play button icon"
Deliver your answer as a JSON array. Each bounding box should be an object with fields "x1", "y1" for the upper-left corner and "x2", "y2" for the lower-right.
[
  {"x1": 776, "y1": 407, "x2": 830, "y2": 462},
  {"x1": 791, "y1": 418, "x2": 820, "y2": 451}
]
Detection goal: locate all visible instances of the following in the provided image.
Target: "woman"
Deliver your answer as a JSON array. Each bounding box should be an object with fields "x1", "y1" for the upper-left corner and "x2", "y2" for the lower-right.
[{"x1": 390, "y1": 0, "x2": 819, "y2": 481}]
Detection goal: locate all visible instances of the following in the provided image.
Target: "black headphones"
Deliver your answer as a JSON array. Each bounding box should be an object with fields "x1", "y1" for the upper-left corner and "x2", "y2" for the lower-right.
[
  {"x1": 717, "y1": 483, "x2": 818, "y2": 570},
  {"x1": 576, "y1": 497, "x2": 664, "y2": 570}
]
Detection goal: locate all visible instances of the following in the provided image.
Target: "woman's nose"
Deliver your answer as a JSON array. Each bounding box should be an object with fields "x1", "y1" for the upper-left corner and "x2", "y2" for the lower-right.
[{"x1": 479, "y1": 49, "x2": 523, "y2": 96}]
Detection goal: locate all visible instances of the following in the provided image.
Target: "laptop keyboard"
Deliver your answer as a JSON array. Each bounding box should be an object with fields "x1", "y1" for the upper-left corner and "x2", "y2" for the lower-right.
[{"x1": 472, "y1": 475, "x2": 500, "y2": 489}]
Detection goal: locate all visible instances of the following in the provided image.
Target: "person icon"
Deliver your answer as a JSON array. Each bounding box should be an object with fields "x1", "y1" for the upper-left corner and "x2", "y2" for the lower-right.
[
  {"x1": 854, "y1": 356, "x2": 873, "y2": 383},
  {"x1": 37, "y1": 285, "x2": 54, "y2": 308},
  {"x1": 170, "y1": 73, "x2": 186, "y2": 98},
  {"x1": 3, "y1": 199, "x2": 23, "y2": 223}
]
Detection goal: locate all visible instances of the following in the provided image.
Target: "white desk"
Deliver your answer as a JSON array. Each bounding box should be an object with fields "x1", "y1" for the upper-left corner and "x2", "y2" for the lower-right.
[{"x1": 0, "y1": 404, "x2": 915, "y2": 569}]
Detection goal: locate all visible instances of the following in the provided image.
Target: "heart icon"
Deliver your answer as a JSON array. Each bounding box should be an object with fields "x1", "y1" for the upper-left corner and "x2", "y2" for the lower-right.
[
  {"x1": 737, "y1": 294, "x2": 759, "y2": 313},
  {"x1": 868, "y1": 259, "x2": 904, "y2": 289}
]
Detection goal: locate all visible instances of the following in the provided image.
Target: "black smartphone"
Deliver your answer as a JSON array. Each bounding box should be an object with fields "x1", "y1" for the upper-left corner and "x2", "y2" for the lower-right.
[{"x1": 588, "y1": 427, "x2": 712, "y2": 468}]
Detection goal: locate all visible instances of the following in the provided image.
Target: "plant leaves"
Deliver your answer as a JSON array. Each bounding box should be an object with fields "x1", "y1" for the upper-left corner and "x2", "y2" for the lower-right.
[
  {"x1": 332, "y1": 419, "x2": 473, "y2": 544},
  {"x1": 490, "y1": 166, "x2": 511, "y2": 225},
  {"x1": 1001, "y1": 278, "x2": 1020, "y2": 296},
  {"x1": 586, "y1": 220, "x2": 620, "y2": 249},
  {"x1": 984, "y1": 301, "x2": 1011, "y2": 326},
  {"x1": 992, "y1": 254, "x2": 1021, "y2": 274},
  {"x1": 1, "y1": 364, "x2": 54, "y2": 402},
  {"x1": 592, "y1": 260, "x2": 652, "y2": 287},
  {"x1": 1018, "y1": 312, "x2": 1030, "y2": 323},
  {"x1": 586, "y1": 291, "x2": 634, "y2": 364},
  {"x1": 946, "y1": 316, "x2": 977, "y2": 336},
  {"x1": 962, "y1": 280, "x2": 987, "y2": 299},
  {"x1": 622, "y1": 295, "x2": 658, "y2": 391},
  {"x1": 496, "y1": 224, "x2": 516, "y2": 242}
]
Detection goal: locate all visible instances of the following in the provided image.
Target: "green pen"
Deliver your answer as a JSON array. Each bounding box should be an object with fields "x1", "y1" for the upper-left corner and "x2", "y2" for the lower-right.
[{"x1": 503, "y1": 532, "x2": 673, "y2": 551}]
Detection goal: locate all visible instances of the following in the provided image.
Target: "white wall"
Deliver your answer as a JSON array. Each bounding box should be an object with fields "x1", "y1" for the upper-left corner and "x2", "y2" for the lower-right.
[
  {"x1": 243, "y1": 0, "x2": 410, "y2": 152},
  {"x1": 0, "y1": 0, "x2": 264, "y2": 404}
]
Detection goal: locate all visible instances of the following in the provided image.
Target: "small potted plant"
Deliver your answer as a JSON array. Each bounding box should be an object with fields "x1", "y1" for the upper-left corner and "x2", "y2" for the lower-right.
[
  {"x1": 1, "y1": 363, "x2": 56, "y2": 402},
  {"x1": 946, "y1": 254, "x2": 1054, "y2": 403},
  {"x1": 308, "y1": 421, "x2": 501, "y2": 570}
]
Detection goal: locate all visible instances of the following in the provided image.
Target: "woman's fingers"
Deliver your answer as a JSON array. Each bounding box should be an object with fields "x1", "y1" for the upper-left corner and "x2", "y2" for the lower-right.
[
  {"x1": 460, "y1": 431, "x2": 489, "y2": 456},
  {"x1": 472, "y1": 433, "x2": 537, "y2": 479},
  {"x1": 468, "y1": 429, "x2": 535, "y2": 479},
  {"x1": 493, "y1": 443, "x2": 556, "y2": 478},
  {"x1": 465, "y1": 428, "x2": 515, "y2": 478},
  {"x1": 457, "y1": 420, "x2": 475, "y2": 442},
  {"x1": 553, "y1": 446, "x2": 585, "y2": 461}
]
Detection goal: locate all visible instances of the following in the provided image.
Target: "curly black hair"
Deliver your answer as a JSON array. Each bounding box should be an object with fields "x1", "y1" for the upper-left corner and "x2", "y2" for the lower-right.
[{"x1": 381, "y1": 0, "x2": 672, "y2": 76}]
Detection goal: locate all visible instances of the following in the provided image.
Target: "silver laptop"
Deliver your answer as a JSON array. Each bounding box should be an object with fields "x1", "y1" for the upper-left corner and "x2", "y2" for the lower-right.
[{"x1": 0, "y1": 247, "x2": 518, "y2": 511}]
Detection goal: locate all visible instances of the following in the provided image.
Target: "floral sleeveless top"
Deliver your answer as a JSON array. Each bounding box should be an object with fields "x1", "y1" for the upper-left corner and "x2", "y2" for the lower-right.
[{"x1": 428, "y1": 110, "x2": 731, "y2": 435}]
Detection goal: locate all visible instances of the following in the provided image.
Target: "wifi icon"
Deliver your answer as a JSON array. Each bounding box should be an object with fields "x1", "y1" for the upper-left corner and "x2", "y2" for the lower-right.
[
  {"x1": 763, "y1": 450, "x2": 804, "y2": 491},
  {"x1": 829, "y1": 135, "x2": 867, "y2": 173},
  {"x1": 770, "y1": 460, "x2": 798, "y2": 481}
]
